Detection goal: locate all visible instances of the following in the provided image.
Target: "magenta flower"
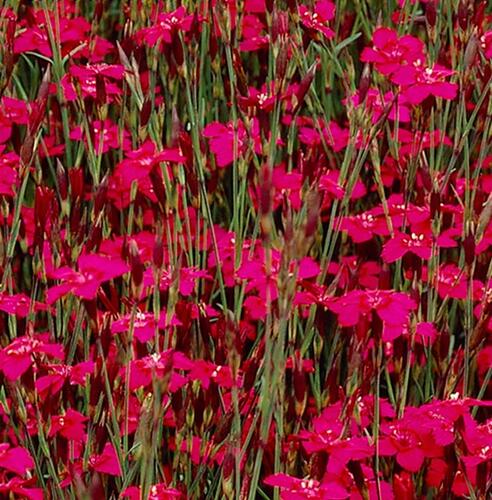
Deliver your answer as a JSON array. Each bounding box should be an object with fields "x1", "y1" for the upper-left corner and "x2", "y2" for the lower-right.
[
  {"x1": 46, "y1": 253, "x2": 130, "y2": 303},
  {"x1": 299, "y1": 0, "x2": 336, "y2": 39},
  {"x1": 88, "y1": 442, "x2": 122, "y2": 476},
  {"x1": 203, "y1": 119, "x2": 262, "y2": 168},
  {"x1": 328, "y1": 289, "x2": 416, "y2": 330},
  {"x1": 0, "y1": 334, "x2": 64, "y2": 381},
  {"x1": 393, "y1": 63, "x2": 458, "y2": 104},
  {"x1": 49, "y1": 408, "x2": 88, "y2": 442},
  {"x1": 137, "y1": 7, "x2": 195, "y2": 47},
  {"x1": 360, "y1": 28, "x2": 424, "y2": 76},
  {"x1": 381, "y1": 231, "x2": 433, "y2": 262},
  {"x1": 111, "y1": 310, "x2": 167, "y2": 343},
  {"x1": 0, "y1": 444, "x2": 34, "y2": 476}
]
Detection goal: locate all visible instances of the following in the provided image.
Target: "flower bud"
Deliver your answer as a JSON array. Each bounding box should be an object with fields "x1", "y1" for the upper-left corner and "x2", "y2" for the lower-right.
[
  {"x1": 129, "y1": 240, "x2": 144, "y2": 289},
  {"x1": 95, "y1": 74, "x2": 106, "y2": 106},
  {"x1": 425, "y1": 1, "x2": 437, "y2": 28},
  {"x1": 94, "y1": 176, "x2": 109, "y2": 215},
  {"x1": 458, "y1": 0, "x2": 469, "y2": 31},
  {"x1": 140, "y1": 97, "x2": 152, "y2": 127},
  {"x1": 272, "y1": 9, "x2": 289, "y2": 43},
  {"x1": 358, "y1": 63, "x2": 371, "y2": 103},
  {"x1": 463, "y1": 232, "x2": 475, "y2": 266},
  {"x1": 259, "y1": 164, "x2": 272, "y2": 216},
  {"x1": 305, "y1": 191, "x2": 321, "y2": 238},
  {"x1": 430, "y1": 189, "x2": 440, "y2": 219},
  {"x1": 464, "y1": 33, "x2": 478, "y2": 70},
  {"x1": 293, "y1": 62, "x2": 318, "y2": 114},
  {"x1": 149, "y1": 165, "x2": 167, "y2": 212},
  {"x1": 69, "y1": 167, "x2": 84, "y2": 201},
  {"x1": 56, "y1": 159, "x2": 68, "y2": 201}
]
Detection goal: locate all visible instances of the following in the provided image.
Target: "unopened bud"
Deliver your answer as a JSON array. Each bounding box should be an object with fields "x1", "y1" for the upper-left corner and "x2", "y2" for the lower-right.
[
  {"x1": 56, "y1": 159, "x2": 68, "y2": 201},
  {"x1": 305, "y1": 191, "x2": 321, "y2": 238},
  {"x1": 430, "y1": 190, "x2": 440, "y2": 219},
  {"x1": 259, "y1": 165, "x2": 272, "y2": 215},
  {"x1": 425, "y1": 1, "x2": 437, "y2": 28},
  {"x1": 358, "y1": 63, "x2": 372, "y2": 103},
  {"x1": 463, "y1": 232, "x2": 475, "y2": 266},
  {"x1": 293, "y1": 62, "x2": 318, "y2": 113},
  {"x1": 129, "y1": 240, "x2": 144, "y2": 288},
  {"x1": 464, "y1": 33, "x2": 478, "y2": 70}
]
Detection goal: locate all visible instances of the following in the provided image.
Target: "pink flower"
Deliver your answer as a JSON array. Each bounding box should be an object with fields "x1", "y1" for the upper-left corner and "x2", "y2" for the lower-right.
[
  {"x1": 35, "y1": 361, "x2": 94, "y2": 398},
  {"x1": 69, "y1": 119, "x2": 131, "y2": 154},
  {"x1": 122, "y1": 484, "x2": 183, "y2": 499}
]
